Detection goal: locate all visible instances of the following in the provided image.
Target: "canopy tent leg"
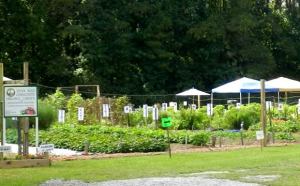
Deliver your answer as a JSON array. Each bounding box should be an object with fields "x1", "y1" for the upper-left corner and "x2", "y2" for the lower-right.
[
  {"x1": 277, "y1": 92, "x2": 280, "y2": 103},
  {"x1": 240, "y1": 92, "x2": 242, "y2": 104},
  {"x1": 285, "y1": 92, "x2": 288, "y2": 103},
  {"x1": 248, "y1": 93, "x2": 250, "y2": 104},
  {"x1": 197, "y1": 95, "x2": 200, "y2": 108},
  {"x1": 211, "y1": 93, "x2": 213, "y2": 107}
]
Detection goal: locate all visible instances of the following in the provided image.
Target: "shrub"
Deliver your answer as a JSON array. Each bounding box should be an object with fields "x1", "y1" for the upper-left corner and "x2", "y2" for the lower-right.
[
  {"x1": 223, "y1": 103, "x2": 260, "y2": 129},
  {"x1": 110, "y1": 96, "x2": 130, "y2": 126},
  {"x1": 66, "y1": 93, "x2": 84, "y2": 124},
  {"x1": 190, "y1": 131, "x2": 211, "y2": 146},
  {"x1": 34, "y1": 100, "x2": 56, "y2": 129},
  {"x1": 45, "y1": 89, "x2": 67, "y2": 109}
]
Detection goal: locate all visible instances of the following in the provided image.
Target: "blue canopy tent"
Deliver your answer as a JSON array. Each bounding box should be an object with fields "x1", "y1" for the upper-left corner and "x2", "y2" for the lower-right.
[
  {"x1": 211, "y1": 78, "x2": 279, "y2": 107},
  {"x1": 211, "y1": 77, "x2": 259, "y2": 105},
  {"x1": 240, "y1": 81, "x2": 279, "y2": 93}
]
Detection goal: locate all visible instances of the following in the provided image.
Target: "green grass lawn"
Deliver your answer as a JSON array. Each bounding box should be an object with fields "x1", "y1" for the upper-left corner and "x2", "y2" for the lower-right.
[{"x1": 1, "y1": 144, "x2": 300, "y2": 186}]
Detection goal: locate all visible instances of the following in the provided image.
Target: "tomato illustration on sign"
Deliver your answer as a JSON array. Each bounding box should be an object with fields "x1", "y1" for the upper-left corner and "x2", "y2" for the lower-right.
[{"x1": 21, "y1": 107, "x2": 36, "y2": 115}]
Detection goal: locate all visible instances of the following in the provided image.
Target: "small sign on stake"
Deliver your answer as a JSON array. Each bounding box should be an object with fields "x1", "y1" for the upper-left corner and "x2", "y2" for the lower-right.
[
  {"x1": 278, "y1": 103, "x2": 283, "y2": 111},
  {"x1": 58, "y1": 110, "x2": 65, "y2": 123},
  {"x1": 143, "y1": 104, "x2": 148, "y2": 118},
  {"x1": 124, "y1": 106, "x2": 130, "y2": 113},
  {"x1": 78, "y1": 107, "x2": 84, "y2": 121},
  {"x1": 207, "y1": 103, "x2": 213, "y2": 116},
  {"x1": 0, "y1": 146, "x2": 11, "y2": 153},
  {"x1": 102, "y1": 104, "x2": 110, "y2": 118},
  {"x1": 256, "y1": 130, "x2": 264, "y2": 140},
  {"x1": 161, "y1": 117, "x2": 172, "y2": 128},
  {"x1": 39, "y1": 144, "x2": 54, "y2": 153},
  {"x1": 183, "y1": 101, "x2": 188, "y2": 106},
  {"x1": 152, "y1": 105, "x2": 159, "y2": 121},
  {"x1": 162, "y1": 103, "x2": 168, "y2": 111},
  {"x1": 161, "y1": 117, "x2": 172, "y2": 158},
  {"x1": 169, "y1": 102, "x2": 177, "y2": 112},
  {"x1": 236, "y1": 103, "x2": 241, "y2": 109},
  {"x1": 191, "y1": 104, "x2": 197, "y2": 110},
  {"x1": 266, "y1": 101, "x2": 272, "y2": 111}
]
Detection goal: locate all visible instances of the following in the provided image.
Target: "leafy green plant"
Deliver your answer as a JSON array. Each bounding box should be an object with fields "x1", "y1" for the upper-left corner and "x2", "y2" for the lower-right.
[
  {"x1": 34, "y1": 100, "x2": 56, "y2": 129},
  {"x1": 223, "y1": 103, "x2": 260, "y2": 129},
  {"x1": 36, "y1": 125, "x2": 167, "y2": 153},
  {"x1": 110, "y1": 96, "x2": 130, "y2": 126},
  {"x1": 45, "y1": 89, "x2": 67, "y2": 109},
  {"x1": 189, "y1": 131, "x2": 211, "y2": 146},
  {"x1": 66, "y1": 93, "x2": 84, "y2": 124}
]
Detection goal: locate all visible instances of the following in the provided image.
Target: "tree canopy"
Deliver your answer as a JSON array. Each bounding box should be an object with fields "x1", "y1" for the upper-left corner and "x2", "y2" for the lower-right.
[{"x1": 1, "y1": 0, "x2": 300, "y2": 97}]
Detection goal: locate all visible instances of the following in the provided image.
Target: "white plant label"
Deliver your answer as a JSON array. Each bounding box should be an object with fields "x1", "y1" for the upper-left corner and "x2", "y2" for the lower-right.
[
  {"x1": 236, "y1": 103, "x2": 241, "y2": 109},
  {"x1": 78, "y1": 107, "x2": 84, "y2": 121},
  {"x1": 152, "y1": 105, "x2": 159, "y2": 121},
  {"x1": 39, "y1": 144, "x2": 54, "y2": 153},
  {"x1": 58, "y1": 110, "x2": 65, "y2": 123},
  {"x1": 191, "y1": 104, "x2": 197, "y2": 110},
  {"x1": 169, "y1": 102, "x2": 177, "y2": 112},
  {"x1": 266, "y1": 101, "x2": 272, "y2": 110},
  {"x1": 124, "y1": 106, "x2": 132, "y2": 113},
  {"x1": 278, "y1": 103, "x2": 283, "y2": 111},
  {"x1": 143, "y1": 104, "x2": 148, "y2": 118},
  {"x1": 162, "y1": 103, "x2": 168, "y2": 111},
  {"x1": 256, "y1": 130, "x2": 264, "y2": 140},
  {"x1": 124, "y1": 106, "x2": 130, "y2": 113},
  {"x1": 207, "y1": 103, "x2": 213, "y2": 116},
  {"x1": 102, "y1": 104, "x2": 110, "y2": 118},
  {"x1": 0, "y1": 146, "x2": 11, "y2": 153}
]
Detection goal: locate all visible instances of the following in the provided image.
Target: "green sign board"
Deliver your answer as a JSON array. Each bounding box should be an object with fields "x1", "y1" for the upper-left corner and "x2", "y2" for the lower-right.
[{"x1": 161, "y1": 117, "x2": 172, "y2": 128}]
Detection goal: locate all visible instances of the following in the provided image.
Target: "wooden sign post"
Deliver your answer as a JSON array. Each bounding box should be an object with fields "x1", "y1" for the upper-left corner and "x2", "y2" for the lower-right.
[
  {"x1": 0, "y1": 63, "x2": 3, "y2": 160},
  {"x1": 260, "y1": 79, "x2": 267, "y2": 147}
]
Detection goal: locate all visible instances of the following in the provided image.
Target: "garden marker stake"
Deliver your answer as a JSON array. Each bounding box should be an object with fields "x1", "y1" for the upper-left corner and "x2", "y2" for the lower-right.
[{"x1": 161, "y1": 117, "x2": 172, "y2": 158}]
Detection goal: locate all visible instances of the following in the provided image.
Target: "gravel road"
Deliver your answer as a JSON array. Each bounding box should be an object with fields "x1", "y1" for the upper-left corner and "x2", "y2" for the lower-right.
[{"x1": 41, "y1": 176, "x2": 261, "y2": 186}]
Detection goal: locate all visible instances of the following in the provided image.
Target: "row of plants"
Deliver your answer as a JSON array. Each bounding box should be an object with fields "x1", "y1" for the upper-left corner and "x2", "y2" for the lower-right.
[
  {"x1": 21, "y1": 90, "x2": 300, "y2": 132},
  {"x1": 6, "y1": 122, "x2": 297, "y2": 154}
]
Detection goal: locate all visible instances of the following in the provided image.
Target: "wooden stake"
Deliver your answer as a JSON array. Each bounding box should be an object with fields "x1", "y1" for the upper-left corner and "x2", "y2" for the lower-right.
[
  {"x1": 23, "y1": 62, "x2": 29, "y2": 156},
  {"x1": 260, "y1": 79, "x2": 267, "y2": 147},
  {"x1": 0, "y1": 63, "x2": 3, "y2": 160},
  {"x1": 167, "y1": 128, "x2": 171, "y2": 158},
  {"x1": 96, "y1": 85, "x2": 101, "y2": 121}
]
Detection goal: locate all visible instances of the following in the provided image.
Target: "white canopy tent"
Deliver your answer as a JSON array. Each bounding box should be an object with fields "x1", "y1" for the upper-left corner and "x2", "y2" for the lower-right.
[
  {"x1": 267, "y1": 77, "x2": 300, "y2": 92},
  {"x1": 3, "y1": 77, "x2": 11, "y2": 81},
  {"x1": 266, "y1": 77, "x2": 300, "y2": 103},
  {"x1": 176, "y1": 87, "x2": 210, "y2": 108},
  {"x1": 211, "y1": 77, "x2": 259, "y2": 105}
]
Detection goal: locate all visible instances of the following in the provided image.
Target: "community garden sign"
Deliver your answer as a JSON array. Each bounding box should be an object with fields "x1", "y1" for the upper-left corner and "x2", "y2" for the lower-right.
[{"x1": 4, "y1": 86, "x2": 38, "y2": 117}]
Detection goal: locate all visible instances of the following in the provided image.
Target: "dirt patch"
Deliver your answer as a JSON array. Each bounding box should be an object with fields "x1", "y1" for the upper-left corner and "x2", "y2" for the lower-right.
[{"x1": 50, "y1": 142, "x2": 290, "y2": 161}]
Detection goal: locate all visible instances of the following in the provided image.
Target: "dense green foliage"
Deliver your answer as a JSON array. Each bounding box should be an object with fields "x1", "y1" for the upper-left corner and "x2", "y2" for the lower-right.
[
  {"x1": 1, "y1": 1, "x2": 300, "y2": 96},
  {"x1": 38, "y1": 125, "x2": 167, "y2": 153}
]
